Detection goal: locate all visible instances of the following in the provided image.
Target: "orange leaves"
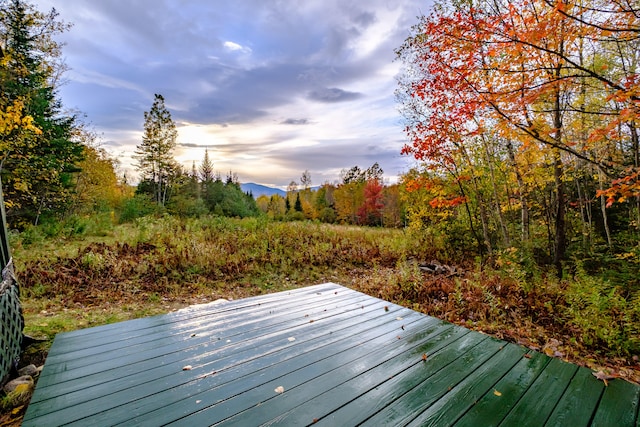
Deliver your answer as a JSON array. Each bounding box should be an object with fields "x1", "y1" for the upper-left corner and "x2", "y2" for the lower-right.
[
  {"x1": 429, "y1": 196, "x2": 467, "y2": 209},
  {"x1": 596, "y1": 168, "x2": 640, "y2": 207}
]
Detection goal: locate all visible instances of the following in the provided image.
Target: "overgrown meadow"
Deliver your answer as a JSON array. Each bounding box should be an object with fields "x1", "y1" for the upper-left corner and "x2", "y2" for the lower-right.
[{"x1": 10, "y1": 214, "x2": 640, "y2": 385}]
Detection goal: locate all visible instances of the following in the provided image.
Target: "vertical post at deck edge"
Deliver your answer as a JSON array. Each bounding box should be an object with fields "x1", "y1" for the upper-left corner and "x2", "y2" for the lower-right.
[{"x1": 0, "y1": 177, "x2": 24, "y2": 385}]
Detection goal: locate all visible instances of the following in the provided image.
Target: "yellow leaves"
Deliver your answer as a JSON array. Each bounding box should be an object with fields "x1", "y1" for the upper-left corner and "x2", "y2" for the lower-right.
[
  {"x1": 12, "y1": 180, "x2": 29, "y2": 193},
  {"x1": 493, "y1": 389, "x2": 502, "y2": 396},
  {"x1": 0, "y1": 99, "x2": 41, "y2": 137},
  {"x1": 615, "y1": 252, "x2": 637, "y2": 261}
]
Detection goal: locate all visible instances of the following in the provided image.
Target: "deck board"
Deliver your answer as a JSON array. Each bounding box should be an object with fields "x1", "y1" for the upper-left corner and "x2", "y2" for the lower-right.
[{"x1": 23, "y1": 283, "x2": 640, "y2": 426}]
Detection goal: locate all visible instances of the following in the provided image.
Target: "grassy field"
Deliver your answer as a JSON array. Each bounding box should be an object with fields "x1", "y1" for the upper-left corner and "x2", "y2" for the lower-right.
[{"x1": 2, "y1": 215, "x2": 639, "y2": 423}]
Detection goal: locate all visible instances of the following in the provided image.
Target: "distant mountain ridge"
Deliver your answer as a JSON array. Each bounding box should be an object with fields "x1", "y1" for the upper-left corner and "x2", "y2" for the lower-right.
[{"x1": 240, "y1": 183, "x2": 286, "y2": 198}]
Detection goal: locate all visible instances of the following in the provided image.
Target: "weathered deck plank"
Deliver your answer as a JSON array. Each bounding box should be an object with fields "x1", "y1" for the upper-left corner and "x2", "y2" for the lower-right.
[{"x1": 22, "y1": 283, "x2": 640, "y2": 426}]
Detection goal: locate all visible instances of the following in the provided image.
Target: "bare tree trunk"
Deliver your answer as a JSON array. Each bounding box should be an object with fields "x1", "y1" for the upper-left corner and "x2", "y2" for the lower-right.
[
  {"x1": 598, "y1": 169, "x2": 613, "y2": 249},
  {"x1": 457, "y1": 148, "x2": 492, "y2": 255},
  {"x1": 629, "y1": 122, "x2": 640, "y2": 235},
  {"x1": 552, "y1": 93, "x2": 566, "y2": 277},
  {"x1": 575, "y1": 174, "x2": 592, "y2": 249},
  {"x1": 553, "y1": 151, "x2": 566, "y2": 277},
  {"x1": 506, "y1": 140, "x2": 529, "y2": 242},
  {"x1": 483, "y1": 138, "x2": 510, "y2": 247}
]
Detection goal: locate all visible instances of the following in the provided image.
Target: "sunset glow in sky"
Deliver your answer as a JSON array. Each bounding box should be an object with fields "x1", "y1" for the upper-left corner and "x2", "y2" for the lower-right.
[{"x1": 34, "y1": 0, "x2": 429, "y2": 187}]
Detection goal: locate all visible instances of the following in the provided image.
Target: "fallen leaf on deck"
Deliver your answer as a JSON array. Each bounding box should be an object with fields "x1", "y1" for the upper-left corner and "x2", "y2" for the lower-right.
[
  {"x1": 396, "y1": 316, "x2": 403, "y2": 320},
  {"x1": 422, "y1": 353, "x2": 427, "y2": 361},
  {"x1": 274, "y1": 386, "x2": 285, "y2": 393},
  {"x1": 182, "y1": 365, "x2": 192, "y2": 371},
  {"x1": 523, "y1": 353, "x2": 532, "y2": 359},
  {"x1": 384, "y1": 306, "x2": 389, "y2": 312},
  {"x1": 288, "y1": 337, "x2": 296, "y2": 342},
  {"x1": 493, "y1": 389, "x2": 502, "y2": 396},
  {"x1": 592, "y1": 370, "x2": 616, "y2": 386},
  {"x1": 196, "y1": 400, "x2": 202, "y2": 404}
]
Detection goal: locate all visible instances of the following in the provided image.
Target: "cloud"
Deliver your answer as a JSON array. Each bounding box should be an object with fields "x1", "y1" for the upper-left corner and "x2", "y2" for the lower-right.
[
  {"x1": 178, "y1": 142, "x2": 210, "y2": 148},
  {"x1": 34, "y1": 0, "x2": 424, "y2": 186},
  {"x1": 308, "y1": 87, "x2": 363, "y2": 103},
  {"x1": 223, "y1": 40, "x2": 252, "y2": 54},
  {"x1": 281, "y1": 118, "x2": 310, "y2": 125}
]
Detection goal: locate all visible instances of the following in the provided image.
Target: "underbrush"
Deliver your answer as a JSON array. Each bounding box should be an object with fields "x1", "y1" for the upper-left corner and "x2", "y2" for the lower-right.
[{"x1": 8, "y1": 215, "x2": 640, "y2": 378}]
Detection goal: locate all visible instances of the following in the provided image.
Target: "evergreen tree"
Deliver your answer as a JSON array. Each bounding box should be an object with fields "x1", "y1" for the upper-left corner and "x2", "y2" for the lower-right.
[
  {"x1": 0, "y1": 0, "x2": 83, "y2": 226},
  {"x1": 294, "y1": 193, "x2": 302, "y2": 212},
  {"x1": 340, "y1": 166, "x2": 365, "y2": 184},
  {"x1": 199, "y1": 149, "x2": 214, "y2": 183},
  {"x1": 134, "y1": 94, "x2": 179, "y2": 207}
]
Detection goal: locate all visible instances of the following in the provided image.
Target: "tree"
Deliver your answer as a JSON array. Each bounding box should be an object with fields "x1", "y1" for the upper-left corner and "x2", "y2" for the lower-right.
[
  {"x1": 365, "y1": 162, "x2": 384, "y2": 181},
  {"x1": 0, "y1": 0, "x2": 83, "y2": 227},
  {"x1": 199, "y1": 148, "x2": 214, "y2": 183},
  {"x1": 294, "y1": 193, "x2": 302, "y2": 212},
  {"x1": 72, "y1": 134, "x2": 125, "y2": 214},
  {"x1": 267, "y1": 194, "x2": 286, "y2": 219},
  {"x1": 334, "y1": 181, "x2": 365, "y2": 224},
  {"x1": 300, "y1": 170, "x2": 312, "y2": 190},
  {"x1": 134, "y1": 94, "x2": 179, "y2": 207},
  {"x1": 340, "y1": 166, "x2": 364, "y2": 184},
  {"x1": 381, "y1": 184, "x2": 405, "y2": 228},
  {"x1": 357, "y1": 179, "x2": 384, "y2": 226}
]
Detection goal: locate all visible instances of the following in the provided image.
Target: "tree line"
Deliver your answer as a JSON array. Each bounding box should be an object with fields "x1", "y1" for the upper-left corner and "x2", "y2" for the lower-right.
[{"x1": 254, "y1": 164, "x2": 406, "y2": 228}]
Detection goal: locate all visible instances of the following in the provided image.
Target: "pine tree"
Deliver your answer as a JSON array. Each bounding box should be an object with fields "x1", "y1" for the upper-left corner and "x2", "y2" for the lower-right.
[
  {"x1": 134, "y1": 94, "x2": 179, "y2": 207},
  {"x1": 294, "y1": 193, "x2": 302, "y2": 212},
  {"x1": 199, "y1": 149, "x2": 214, "y2": 183}
]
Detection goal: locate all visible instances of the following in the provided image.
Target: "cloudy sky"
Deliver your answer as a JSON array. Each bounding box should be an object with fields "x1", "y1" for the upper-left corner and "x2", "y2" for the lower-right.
[{"x1": 33, "y1": 0, "x2": 429, "y2": 188}]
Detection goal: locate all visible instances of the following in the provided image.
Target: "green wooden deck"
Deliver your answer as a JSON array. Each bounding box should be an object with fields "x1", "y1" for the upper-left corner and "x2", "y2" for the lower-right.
[{"x1": 23, "y1": 283, "x2": 640, "y2": 426}]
